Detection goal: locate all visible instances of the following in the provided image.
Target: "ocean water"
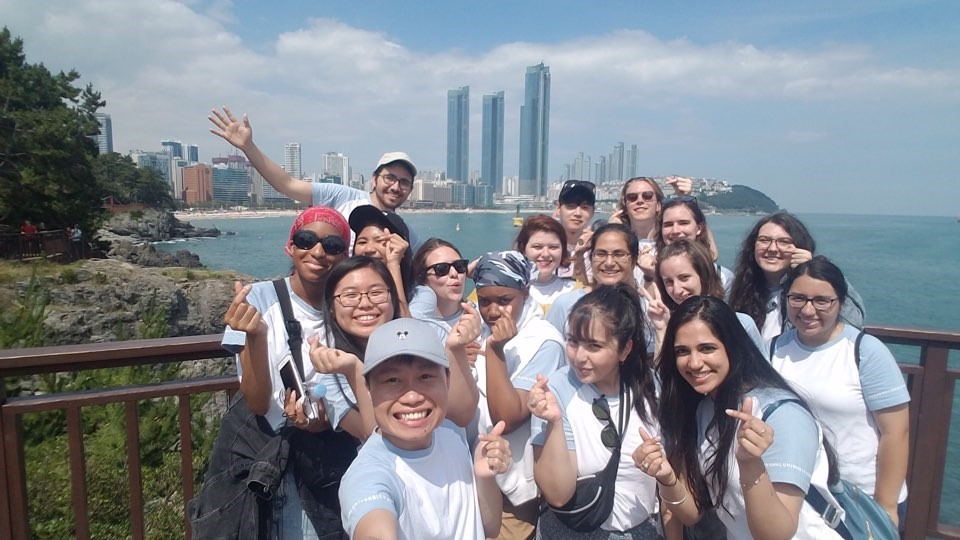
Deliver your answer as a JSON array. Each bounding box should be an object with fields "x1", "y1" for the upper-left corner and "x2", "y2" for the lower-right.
[{"x1": 158, "y1": 211, "x2": 960, "y2": 523}]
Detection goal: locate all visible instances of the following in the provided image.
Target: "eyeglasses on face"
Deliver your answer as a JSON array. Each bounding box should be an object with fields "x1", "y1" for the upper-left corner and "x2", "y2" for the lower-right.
[
  {"x1": 334, "y1": 288, "x2": 391, "y2": 307},
  {"x1": 378, "y1": 173, "x2": 413, "y2": 190},
  {"x1": 592, "y1": 250, "x2": 631, "y2": 262},
  {"x1": 785, "y1": 293, "x2": 838, "y2": 311},
  {"x1": 592, "y1": 397, "x2": 619, "y2": 449},
  {"x1": 755, "y1": 236, "x2": 795, "y2": 249},
  {"x1": 624, "y1": 191, "x2": 656, "y2": 203},
  {"x1": 291, "y1": 230, "x2": 347, "y2": 255},
  {"x1": 426, "y1": 259, "x2": 469, "y2": 277}
]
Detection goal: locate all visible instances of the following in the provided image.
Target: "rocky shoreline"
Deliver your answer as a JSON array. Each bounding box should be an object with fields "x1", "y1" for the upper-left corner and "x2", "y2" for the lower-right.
[{"x1": 99, "y1": 209, "x2": 224, "y2": 269}]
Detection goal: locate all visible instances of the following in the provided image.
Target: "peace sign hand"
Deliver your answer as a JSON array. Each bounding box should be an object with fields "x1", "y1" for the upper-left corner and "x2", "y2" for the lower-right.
[{"x1": 725, "y1": 397, "x2": 773, "y2": 462}]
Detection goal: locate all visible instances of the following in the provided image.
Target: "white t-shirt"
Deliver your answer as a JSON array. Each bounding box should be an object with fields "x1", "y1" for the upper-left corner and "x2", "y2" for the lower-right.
[
  {"x1": 220, "y1": 277, "x2": 354, "y2": 431},
  {"x1": 529, "y1": 275, "x2": 578, "y2": 315},
  {"x1": 696, "y1": 388, "x2": 843, "y2": 539},
  {"x1": 311, "y1": 182, "x2": 423, "y2": 253},
  {"x1": 771, "y1": 325, "x2": 910, "y2": 502},
  {"x1": 338, "y1": 420, "x2": 485, "y2": 540},
  {"x1": 531, "y1": 366, "x2": 660, "y2": 532}
]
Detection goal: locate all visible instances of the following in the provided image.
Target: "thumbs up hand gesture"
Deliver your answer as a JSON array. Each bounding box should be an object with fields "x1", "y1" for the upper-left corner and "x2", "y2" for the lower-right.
[{"x1": 725, "y1": 397, "x2": 773, "y2": 462}]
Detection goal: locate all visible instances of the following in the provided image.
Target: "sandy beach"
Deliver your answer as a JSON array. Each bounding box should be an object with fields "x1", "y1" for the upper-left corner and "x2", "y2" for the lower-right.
[{"x1": 175, "y1": 207, "x2": 536, "y2": 222}]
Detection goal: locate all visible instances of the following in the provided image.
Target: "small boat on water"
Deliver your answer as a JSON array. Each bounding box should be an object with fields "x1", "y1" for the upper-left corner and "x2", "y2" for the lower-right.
[
  {"x1": 455, "y1": 223, "x2": 461, "y2": 231},
  {"x1": 512, "y1": 204, "x2": 523, "y2": 227}
]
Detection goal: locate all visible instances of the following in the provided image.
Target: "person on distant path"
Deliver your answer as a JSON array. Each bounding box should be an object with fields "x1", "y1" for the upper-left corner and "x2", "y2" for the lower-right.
[
  {"x1": 640, "y1": 296, "x2": 844, "y2": 539},
  {"x1": 515, "y1": 215, "x2": 578, "y2": 315},
  {"x1": 471, "y1": 250, "x2": 566, "y2": 539},
  {"x1": 208, "y1": 106, "x2": 422, "y2": 252},
  {"x1": 654, "y1": 196, "x2": 734, "y2": 298},
  {"x1": 20, "y1": 219, "x2": 39, "y2": 253},
  {"x1": 195, "y1": 206, "x2": 356, "y2": 539},
  {"x1": 70, "y1": 224, "x2": 83, "y2": 259},
  {"x1": 338, "y1": 318, "x2": 508, "y2": 540},
  {"x1": 530, "y1": 284, "x2": 667, "y2": 539},
  {"x1": 771, "y1": 256, "x2": 909, "y2": 528},
  {"x1": 728, "y1": 212, "x2": 865, "y2": 345},
  {"x1": 552, "y1": 180, "x2": 596, "y2": 279},
  {"x1": 348, "y1": 205, "x2": 414, "y2": 316}
]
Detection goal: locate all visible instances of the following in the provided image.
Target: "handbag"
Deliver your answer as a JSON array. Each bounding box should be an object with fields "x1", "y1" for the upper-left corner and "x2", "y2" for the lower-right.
[
  {"x1": 761, "y1": 399, "x2": 898, "y2": 540},
  {"x1": 541, "y1": 383, "x2": 630, "y2": 532}
]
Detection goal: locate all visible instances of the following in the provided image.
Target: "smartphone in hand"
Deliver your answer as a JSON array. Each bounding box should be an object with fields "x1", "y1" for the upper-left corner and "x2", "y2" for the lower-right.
[{"x1": 278, "y1": 354, "x2": 320, "y2": 421}]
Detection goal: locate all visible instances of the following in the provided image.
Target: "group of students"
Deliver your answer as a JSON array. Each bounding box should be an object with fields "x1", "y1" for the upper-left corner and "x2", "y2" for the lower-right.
[{"x1": 190, "y1": 108, "x2": 909, "y2": 540}]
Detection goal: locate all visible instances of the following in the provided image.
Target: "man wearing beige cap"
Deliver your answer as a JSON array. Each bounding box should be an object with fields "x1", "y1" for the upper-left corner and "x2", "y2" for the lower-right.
[{"x1": 209, "y1": 107, "x2": 423, "y2": 250}]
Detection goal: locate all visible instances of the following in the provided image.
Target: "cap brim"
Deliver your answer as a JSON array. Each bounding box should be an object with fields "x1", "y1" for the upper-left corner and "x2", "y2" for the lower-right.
[{"x1": 559, "y1": 186, "x2": 596, "y2": 205}]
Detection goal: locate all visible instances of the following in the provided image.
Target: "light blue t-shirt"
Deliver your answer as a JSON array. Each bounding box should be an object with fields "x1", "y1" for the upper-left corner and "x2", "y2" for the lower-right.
[{"x1": 311, "y1": 182, "x2": 423, "y2": 252}]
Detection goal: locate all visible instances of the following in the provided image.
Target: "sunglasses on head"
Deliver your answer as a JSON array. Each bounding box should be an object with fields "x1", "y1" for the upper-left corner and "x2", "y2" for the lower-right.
[
  {"x1": 291, "y1": 230, "x2": 347, "y2": 255},
  {"x1": 426, "y1": 259, "x2": 469, "y2": 277},
  {"x1": 625, "y1": 191, "x2": 656, "y2": 203},
  {"x1": 661, "y1": 195, "x2": 698, "y2": 208}
]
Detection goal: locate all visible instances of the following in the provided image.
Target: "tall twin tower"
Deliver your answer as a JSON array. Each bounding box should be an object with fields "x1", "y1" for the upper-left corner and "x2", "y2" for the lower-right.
[{"x1": 446, "y1": 63, "x2": 550, "y2": 198}]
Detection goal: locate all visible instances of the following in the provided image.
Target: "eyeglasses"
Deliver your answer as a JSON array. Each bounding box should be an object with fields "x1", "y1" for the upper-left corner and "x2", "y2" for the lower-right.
[
  {"x1": 592, "y1": 397, "x2": 619, "y2": 449},
  {"x1": 755, "y1": 236, "x2": 795, "y2": 249},
  {"x1": 426, "y1": 259, "x2": 469, "y2": 277},
  {"x1": 378, "y1": 173, "x2": 413, "y2": 190},
  {"x1": 291, "y1": 230, "x2": 347, "y2": 255},
  {"x1": 592, "y1": 250, "x2": 631, "y2": 262},
  {"x1": 785, "y1": 294, "x2": 838, "y2": 311},
  {"x1": 334, "y1": 288, "x2": 391, "y2": 307},
  {"x1": 624, "y1": 191, "x2": 656, "y2": 203},
  {"x1": 661, "y1": 195, "x2": 698, "y2": 209}
]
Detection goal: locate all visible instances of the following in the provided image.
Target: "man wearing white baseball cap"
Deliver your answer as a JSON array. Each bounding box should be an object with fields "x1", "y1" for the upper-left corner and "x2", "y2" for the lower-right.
[
  {"x1": 339, "y1": 318, "x2": 511, "y2": 539},
  {"x1": 208, "y1": 107, "x2": 423, "y2": 251}
]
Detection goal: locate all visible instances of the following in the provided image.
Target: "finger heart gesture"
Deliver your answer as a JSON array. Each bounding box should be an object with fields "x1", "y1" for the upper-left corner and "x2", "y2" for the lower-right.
[{"x1": 725, "y1": 397, "x2": 773, "y2": 461}]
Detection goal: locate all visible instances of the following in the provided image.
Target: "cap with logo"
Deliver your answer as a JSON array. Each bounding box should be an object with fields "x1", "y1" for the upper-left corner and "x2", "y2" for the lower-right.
[{"x1": 363, "y1": 318, "x2": 448, "y2": 375}]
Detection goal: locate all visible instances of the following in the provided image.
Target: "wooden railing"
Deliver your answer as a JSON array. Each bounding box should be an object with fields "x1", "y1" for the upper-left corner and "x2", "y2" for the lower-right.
[
  {"x1": 0, "y1": 327, "x2": 958, "y2": 539},
  {"x1": 0, "y1": 231, "x2": 83, "y2": 262}
]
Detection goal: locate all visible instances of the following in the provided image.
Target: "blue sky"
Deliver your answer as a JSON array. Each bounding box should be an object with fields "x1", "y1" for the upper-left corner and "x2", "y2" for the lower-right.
[{"x1": 2, "y1": 0, "x2": 957, "y2": 215}]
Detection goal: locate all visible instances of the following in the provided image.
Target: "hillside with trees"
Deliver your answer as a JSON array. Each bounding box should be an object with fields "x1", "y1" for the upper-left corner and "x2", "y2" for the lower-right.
[{"x1": 699, "y1": 184, "x2": 779, "y2": 213}]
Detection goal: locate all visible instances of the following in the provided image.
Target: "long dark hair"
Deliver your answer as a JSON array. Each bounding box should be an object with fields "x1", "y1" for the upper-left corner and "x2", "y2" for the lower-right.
[
  {"x1": 656, "y1": 239, "x2": 725, "y2": 311},
  {"x1": 322, "y1": 256, "x2": 401, "y2": 359},
  {"x1": 412, "y1": 237, "x2": 463, "y2": 285},
  {"x1": 566, "y1": 283, "x2": 657, "y2": 424},
  {"x1": 617, "y1": 177, "x2": 664, "y2": 230},
  {"x1": 655, "y1": 197, "x2": 710, "y2": 253},
  {"x1": 729, "y1": 212, "x2": 817, "y2": 329},
  {"x1": 656, "y1": 296, "x2": 827, "y2": 513},
  {"x1": 515, "y1": 214, "x2": 570, "y2": 268}
]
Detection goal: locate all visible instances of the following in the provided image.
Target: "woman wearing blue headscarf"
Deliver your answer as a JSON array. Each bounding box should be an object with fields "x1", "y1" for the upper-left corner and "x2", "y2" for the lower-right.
[{"x1": 472, "y1": 251, "x2": 566, "y2": 540}]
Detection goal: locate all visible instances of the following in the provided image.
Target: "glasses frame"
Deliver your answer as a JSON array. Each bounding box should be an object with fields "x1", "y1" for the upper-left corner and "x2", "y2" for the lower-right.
[
  {"x1": 426, "y1": 259, "x2": 469, "y2": 277},
  {"x1": 755, "y1": 236, "x2": 796, "y2": 250},
  {"x1": 591, "y1": 249, "x2": 631, "y2": 262},
  {"x1": 334, "y1": 288, "x2": 392, "y2": 308},
  {"x1": 785, "y1": 293, "x2": 838, "y2": 311},
  {"x1": 291, "y1": 230, "x2": 347, "y2": 255},
  {"x1": 378, "y1": 172, "x2": 414, "y2": 191},
  {"x1": 624, "y1": 191, "x2": 656, "y2": 204}
]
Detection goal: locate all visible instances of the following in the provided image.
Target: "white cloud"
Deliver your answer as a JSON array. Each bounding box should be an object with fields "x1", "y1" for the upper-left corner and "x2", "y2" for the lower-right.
[{"x1": 1, "y1": 0, "x2": 956, "y2": 213}]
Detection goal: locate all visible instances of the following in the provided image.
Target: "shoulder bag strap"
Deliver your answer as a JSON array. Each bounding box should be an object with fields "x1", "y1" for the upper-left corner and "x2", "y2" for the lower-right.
[
  {"x1": 272, "y1": 278, "x2": 306, "y2": 380},
  {"x1": 854, "y1": 330, "x2": 865, "y2": 369}
]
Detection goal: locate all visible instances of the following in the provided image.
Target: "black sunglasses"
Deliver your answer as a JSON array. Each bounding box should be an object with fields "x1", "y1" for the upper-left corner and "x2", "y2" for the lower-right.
[
  {"x1": 426, "y1": 259, "x2": 469, "y2": 277},
  {"x1": 624, "y1": 191, "x2": 656, "y2": 203},
  {"x1": 291, "y1": 230, "x2": 347, "y2": 255},
  {"x1": 592, "y1": 397, "x2": 619, "y2": 450},
  {"x1": 661, "y1": 195, "x2": 698, "y2": 208}
]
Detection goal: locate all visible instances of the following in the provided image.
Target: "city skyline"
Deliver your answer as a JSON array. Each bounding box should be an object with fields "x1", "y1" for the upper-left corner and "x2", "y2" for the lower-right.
[
  {"x1": 481, "y1": 91, "x2": 505, "y2": 195},
  {"x1": 4, "y1": 0, "x2": 958, "y2": 215}
]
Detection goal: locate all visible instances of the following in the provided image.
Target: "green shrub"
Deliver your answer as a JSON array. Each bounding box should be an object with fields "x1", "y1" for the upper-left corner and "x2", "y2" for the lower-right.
[
  {"x1": 60, "y1": 268, "x2": 78, "y2": 284},
  {"x1": 93, "y1": 272, "x2": 107, "y2": 285}
]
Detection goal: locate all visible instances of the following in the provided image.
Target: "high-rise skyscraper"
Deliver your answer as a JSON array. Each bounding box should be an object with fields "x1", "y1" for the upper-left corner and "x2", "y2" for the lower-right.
[
  {"x1": 161, "y1": 140, "x2": 184, "y2": 159},
  {"x1": 518, "y1": 63, "x2": 550, "y2": 197},
  {"x1": 94, "y1": 113, "x2": 113, "y2": 155},
  {"x1": 446, "y1": 86, "x2": 469, "y2": 183},
  {"x1": 481, "y1": 91, "x2": 504, "y2": 195},
  {"x1": 187, "y1": 144, "x2": 199, "y2": 163},
  {"x1": 611, "y1": 142, "x2": 625, "y2": 183},
  {"x1": 625, "y1": 144, "x2": 639, "y2": 179},
  {"x1": 284, "y1": 143, "x2": 302, "y2": 180},
  {"x1": 323, "y1": 152, "x2": 350, "y2": 185}
]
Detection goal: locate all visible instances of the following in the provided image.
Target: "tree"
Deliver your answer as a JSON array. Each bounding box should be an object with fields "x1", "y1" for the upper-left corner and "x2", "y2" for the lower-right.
[
  {"x1": 93, "y1": 153, "x2": 175, "y2": 209},
  {"x1": 0, "y1": 27, "x2": 108, "y2": 234}
]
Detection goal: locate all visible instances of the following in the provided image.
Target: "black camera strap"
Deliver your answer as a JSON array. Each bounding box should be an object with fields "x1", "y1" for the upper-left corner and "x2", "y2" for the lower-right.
[{"x1": 272, "y1": 278, "x2": 306, "y2": 380}]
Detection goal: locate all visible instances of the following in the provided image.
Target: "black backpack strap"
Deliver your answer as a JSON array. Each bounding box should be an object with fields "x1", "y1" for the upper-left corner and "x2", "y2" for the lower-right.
[
  {"x1": 803, "y1": 484, "x2": 854, "y2": 540},
  {"x1": 760, "y1": 398, "x2": 803, "y2": 421},
  {"x1": 272, "y1": 278, "x2": 305, "y2": 379},
  {"x1": 768, "y1": 334, "x2": 778, "y2": 361}
]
